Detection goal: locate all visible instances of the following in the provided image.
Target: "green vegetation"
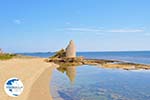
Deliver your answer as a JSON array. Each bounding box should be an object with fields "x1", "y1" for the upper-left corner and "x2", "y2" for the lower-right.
[{"x1": 0, "y1": 54, "x2": 16, "y2": 60}]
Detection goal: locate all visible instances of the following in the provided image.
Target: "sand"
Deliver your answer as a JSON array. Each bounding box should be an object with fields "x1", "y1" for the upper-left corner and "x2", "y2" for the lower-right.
[{"x1": 0, "y1": 58, "x2": 59, "y2": 100}]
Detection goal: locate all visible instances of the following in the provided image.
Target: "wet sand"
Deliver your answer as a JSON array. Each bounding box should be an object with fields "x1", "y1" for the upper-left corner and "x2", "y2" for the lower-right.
[{"x1": 0, "y1": 58, "x2": 58, "y2": 100}]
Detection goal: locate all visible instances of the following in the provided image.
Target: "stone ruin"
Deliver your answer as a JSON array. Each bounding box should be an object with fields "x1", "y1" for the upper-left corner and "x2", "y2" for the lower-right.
[
  {"x1": 66, "y1": 40, "x2": 76, "y2": 58},
  {"x1": 50, "y1": 40, "x2": 76, "y2": 58},
  {"x1": 48, "y1": 40, "x2": 84, "y2": 66}
]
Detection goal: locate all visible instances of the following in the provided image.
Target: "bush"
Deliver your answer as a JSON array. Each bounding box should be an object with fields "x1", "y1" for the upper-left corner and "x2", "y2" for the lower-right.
[{"x1": 0, "y1": 54, "x2": 16, "y2": 60}]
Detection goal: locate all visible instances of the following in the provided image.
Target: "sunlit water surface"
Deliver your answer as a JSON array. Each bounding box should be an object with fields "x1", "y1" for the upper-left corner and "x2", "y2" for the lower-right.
[
  {"x1": 20, "y1": 52, "x2": 150, "y2": 100},
  {"x1": 50, "y1": 65, "x2": 150, "y2": 100}
]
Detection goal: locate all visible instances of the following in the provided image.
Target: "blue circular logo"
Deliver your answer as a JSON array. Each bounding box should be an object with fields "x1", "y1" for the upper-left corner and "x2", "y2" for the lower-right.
[{"x1": 4, "y1": 77, "x2": 24, "y2": 97}]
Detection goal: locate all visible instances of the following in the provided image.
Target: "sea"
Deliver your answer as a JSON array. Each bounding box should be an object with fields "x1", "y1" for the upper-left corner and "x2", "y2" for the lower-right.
[
  {"x1": 20, "y1": 51, "x2": 150, "y2": 64},
  {"x1": 20, "y1": 51, "x2": 150, "y2": 100}
]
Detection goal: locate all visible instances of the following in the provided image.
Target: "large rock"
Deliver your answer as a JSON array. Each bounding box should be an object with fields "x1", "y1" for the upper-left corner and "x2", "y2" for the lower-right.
[
  {"x1": 66, "y1": 40, "x2": 76, "y2": 58},
  {"x1": 50, "y1": 49, "x2": 66, "y2": 58}
]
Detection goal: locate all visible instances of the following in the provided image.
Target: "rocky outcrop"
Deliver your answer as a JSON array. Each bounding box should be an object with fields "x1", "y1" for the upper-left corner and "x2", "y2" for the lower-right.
[
  {"x1": 50, "y1": 40, "x2": 76, "y2": 58},
  {"x1": 48, "y1": 57, "x2": 84, "y2": 66},
  {"x1": 47, "y1": 40, "x2": 150, "y2": 70},
  {"x1": 48, "y1": 40, "x2": 82, "y2": 66},
  {"x1": 50, "y1": 49, "x2": 66, "y2": 58},
  {"x1": 66, "y1": 40, "x2": 76, "y2": 58}
]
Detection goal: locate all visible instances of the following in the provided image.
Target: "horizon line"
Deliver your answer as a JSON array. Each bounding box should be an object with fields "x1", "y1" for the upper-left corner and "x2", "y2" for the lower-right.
[{"x1": 16, "y1": 50, "x2": 150, "y2": 54}]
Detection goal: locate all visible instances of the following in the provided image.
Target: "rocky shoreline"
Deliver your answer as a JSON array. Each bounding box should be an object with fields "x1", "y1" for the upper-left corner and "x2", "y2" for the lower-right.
[
  {"x1": 46, "y1": 57, "x2": 150, "y2": 70},
  {"x1": 45, "y1": 40, "x2": 150, "y2": 70}
]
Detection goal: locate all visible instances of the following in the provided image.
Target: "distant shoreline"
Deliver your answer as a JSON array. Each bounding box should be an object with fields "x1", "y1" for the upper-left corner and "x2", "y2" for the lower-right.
[{"x1": 16, "y1": 50, "x2": 150, "y2": 54}]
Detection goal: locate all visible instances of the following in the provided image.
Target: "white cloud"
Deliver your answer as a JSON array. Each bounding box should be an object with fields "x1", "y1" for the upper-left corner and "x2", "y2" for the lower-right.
[
  {"x1": 13, "y1": 19, "x2": 22, "y2": 24},
  {"x1": 66, "y1": 28, "x2": 103, "y2": 32},
  {"x1": 66, "y1": 27, "x2": 145, "y2": 33},
  {"x1": 107, "y1": 29, "x2": 144, "y2": 33}
]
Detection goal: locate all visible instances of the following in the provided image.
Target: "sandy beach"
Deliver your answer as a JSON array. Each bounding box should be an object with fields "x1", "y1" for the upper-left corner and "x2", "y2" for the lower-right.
[{"x1": 0, "y1": 57, "x2": 58, "y2": 100}]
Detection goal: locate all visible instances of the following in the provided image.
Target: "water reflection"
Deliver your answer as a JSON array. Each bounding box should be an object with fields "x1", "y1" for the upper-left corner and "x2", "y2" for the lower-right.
[
  {"x1": 57, "y1": 66, "x2": 76, "y2": 83},
  {"x1": 51, "y1": 65, "x2": 150, "y2": 100}
]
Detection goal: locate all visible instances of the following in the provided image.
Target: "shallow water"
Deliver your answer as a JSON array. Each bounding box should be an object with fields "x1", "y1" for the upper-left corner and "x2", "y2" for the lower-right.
[
  {"x1": 20, "y1": 52, "x2": 150, "y2": 99},
  {"x1": 51, "y1": 65, "x2": 150, "y2": 100}
]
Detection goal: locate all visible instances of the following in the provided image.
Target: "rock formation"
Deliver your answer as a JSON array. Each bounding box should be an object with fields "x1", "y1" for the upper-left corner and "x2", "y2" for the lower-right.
[
  {"x1": 66, "y1": 40, "x2": 76, "y2": 58},
  {"x1": 50, "y1": 49, "x2": 66, "y2": 58},
  {"x1": 47, "y1": 40, "x2": 150, "y2": 70}
]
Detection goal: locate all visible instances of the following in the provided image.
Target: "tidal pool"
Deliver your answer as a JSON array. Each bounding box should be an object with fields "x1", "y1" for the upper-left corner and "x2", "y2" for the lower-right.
[{"x1": 50, "y1": 65, "x2": 150, "y2": 100}]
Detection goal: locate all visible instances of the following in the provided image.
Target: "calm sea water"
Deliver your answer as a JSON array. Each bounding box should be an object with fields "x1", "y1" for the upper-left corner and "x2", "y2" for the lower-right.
[
  {"x1": 21, "y1": 51, "x2": 150, "y2": 64},
  {"x1": 21, "y1": 51, "x2": 150, "y2": 100},
  {"x1": 51, "y1": 65, "x2": 150, "y2": 100}
]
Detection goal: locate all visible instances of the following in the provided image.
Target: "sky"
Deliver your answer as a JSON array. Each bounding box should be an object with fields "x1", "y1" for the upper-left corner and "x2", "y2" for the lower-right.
[{"x1": 0, "y1": 0, "x2": 150, "y2": 53}]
